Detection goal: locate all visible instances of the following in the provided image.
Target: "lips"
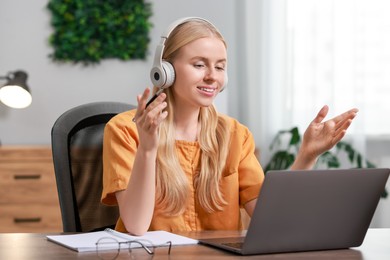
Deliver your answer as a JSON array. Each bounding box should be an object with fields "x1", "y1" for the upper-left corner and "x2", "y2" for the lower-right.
[{"x1": 197, "y1": 87, "x2": 216, "y2": 93}]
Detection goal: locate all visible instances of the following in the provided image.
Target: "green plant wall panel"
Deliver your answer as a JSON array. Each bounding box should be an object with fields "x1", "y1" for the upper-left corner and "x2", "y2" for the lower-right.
[{"x1": 47, "y1": 0, "x2": 152, "y2": 65}]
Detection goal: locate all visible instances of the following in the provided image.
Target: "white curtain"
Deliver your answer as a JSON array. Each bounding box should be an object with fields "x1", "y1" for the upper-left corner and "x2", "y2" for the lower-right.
[
  {"x1": 239, "y1": 0, "x2": 390, "y2": 227},
  {"x1": 287, "y1": 0, "x2": 390, "y2": 135},
  {"x1": 241, "y1": 0, "x2": 390, "y2": 166}
]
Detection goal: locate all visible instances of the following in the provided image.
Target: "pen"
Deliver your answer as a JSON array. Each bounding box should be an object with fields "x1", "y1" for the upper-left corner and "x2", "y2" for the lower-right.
[
  {"x1": 145, "y1": 88, "x2": 164, "y2": 108},
  {"x1": 132, "y1": 88, "x2": 164, "y2": 122}
]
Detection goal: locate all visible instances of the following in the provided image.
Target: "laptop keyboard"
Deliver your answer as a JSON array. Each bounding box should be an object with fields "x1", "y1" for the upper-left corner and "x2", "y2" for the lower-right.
[{"x1": 222, "y1": 242, "x2": 244, "y2": 249}]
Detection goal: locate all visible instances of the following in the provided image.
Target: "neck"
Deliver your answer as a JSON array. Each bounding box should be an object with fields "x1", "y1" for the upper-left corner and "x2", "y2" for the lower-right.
[{"x1": 173, "y1": 107, "x2": 200, "y2": 142}]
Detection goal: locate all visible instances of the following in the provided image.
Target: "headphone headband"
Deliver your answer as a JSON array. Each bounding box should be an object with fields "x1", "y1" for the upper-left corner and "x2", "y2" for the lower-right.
[{"x1": 161, "y1": 17, "x2": 214, "y2": 43}]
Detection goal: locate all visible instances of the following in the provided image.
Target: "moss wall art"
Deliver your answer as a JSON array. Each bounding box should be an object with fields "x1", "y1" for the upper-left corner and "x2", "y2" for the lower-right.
[{"x1": 47, "y1": 0, "x2": 153, "y2": 65}]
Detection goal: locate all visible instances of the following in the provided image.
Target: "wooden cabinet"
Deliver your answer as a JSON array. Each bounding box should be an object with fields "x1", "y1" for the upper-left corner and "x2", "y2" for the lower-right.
[{"x1": 0, "y1": 146, "x2": 62, "y2": 232}]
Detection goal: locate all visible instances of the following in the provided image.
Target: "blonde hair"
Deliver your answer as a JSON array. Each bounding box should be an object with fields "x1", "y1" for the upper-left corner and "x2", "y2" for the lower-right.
[{"x1": 155, "y1": 19, "x2": 231, "y2": 215}]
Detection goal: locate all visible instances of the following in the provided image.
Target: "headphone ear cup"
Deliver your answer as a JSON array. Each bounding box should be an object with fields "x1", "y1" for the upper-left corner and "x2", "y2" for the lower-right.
[
  {"x1": 150, "y1": 61, "x2": 175, "y2": 88},
  {"x1": 150, "y1": 66, "x2": 164, "y2": 88},
  {"x1": 162, "y1": 61, "x2": 175, "y2": 88}
]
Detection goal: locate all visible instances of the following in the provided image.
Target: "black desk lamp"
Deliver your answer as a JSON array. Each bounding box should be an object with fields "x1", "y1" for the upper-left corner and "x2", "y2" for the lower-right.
[{"x1": 0, "y1": 70, "x2": 32, "y2": 109}]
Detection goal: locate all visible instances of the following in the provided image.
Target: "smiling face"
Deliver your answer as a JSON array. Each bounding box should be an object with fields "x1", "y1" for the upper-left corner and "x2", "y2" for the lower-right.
[{"x1": 171, "y1": 36, "x2": 227, "y2": 109}]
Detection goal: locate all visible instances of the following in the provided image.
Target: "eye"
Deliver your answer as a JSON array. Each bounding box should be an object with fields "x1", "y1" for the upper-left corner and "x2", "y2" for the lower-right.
[
  {"x1": 216, "y1": 62, "x2": 226, "y2": 71},
  {"x1": 194, "y1": 63, "x2": 205, "y2": 68}
]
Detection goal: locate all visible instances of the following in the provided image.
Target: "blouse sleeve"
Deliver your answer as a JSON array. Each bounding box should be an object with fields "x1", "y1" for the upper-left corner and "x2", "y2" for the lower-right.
[{"x1": 101, "y1": 110, "x2": 138, "y2": 205}]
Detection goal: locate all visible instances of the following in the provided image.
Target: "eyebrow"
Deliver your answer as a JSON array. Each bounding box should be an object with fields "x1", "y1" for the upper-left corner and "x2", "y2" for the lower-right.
[{"x1": 191, "y1": 56, "x2": 227, "y2": 64}]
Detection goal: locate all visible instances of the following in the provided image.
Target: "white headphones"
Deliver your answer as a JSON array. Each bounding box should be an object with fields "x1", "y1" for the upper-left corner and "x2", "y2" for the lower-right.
[{"x1": 150, "y1": 17, "x2": 228, "y2": 91}]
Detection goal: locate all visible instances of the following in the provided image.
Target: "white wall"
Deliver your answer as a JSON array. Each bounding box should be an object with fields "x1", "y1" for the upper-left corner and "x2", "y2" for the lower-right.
[{"x1": 0, "y1": 0, "x2": 237, "y2": 145}]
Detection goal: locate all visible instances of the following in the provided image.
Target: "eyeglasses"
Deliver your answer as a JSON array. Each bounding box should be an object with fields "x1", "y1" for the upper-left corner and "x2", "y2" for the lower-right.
[{"x1": 96, "y1": 237, "x2": 172, "y2": 259}]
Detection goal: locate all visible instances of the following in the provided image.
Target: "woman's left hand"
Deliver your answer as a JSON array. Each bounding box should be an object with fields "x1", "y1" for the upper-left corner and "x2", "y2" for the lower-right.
[{"x1": 291, "y1": 105, "x2": 359, "y2": 170}]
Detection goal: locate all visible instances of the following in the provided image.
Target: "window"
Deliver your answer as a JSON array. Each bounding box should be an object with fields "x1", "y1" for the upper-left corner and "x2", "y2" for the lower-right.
[{"x1": 286, "y1": 0, "x2": 390, "y2": 136}]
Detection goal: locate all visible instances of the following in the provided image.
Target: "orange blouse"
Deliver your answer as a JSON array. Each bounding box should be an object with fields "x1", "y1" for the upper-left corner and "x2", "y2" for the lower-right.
[{"x1": 101, "y1": 109, "x2": 264, "y2": 232}]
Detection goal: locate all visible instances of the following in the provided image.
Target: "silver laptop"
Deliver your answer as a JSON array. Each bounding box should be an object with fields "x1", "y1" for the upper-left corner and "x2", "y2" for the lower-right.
[{"x1": 199, "y1": 168, "x2": 389, "y2": 255}]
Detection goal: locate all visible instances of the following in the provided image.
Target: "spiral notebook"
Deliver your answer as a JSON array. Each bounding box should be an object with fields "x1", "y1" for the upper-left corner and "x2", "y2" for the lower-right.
[{"x1": 47, "y1": 228, "x2": 198, "y2": 252}]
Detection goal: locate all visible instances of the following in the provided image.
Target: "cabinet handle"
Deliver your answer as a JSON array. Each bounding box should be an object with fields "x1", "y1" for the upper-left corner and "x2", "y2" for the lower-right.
[
  {"x1": 13, "y1": 174, "x2": 41, "y2": 180},
  {"x1": 14, "y1": 217, "x2": 42, "y2": 223}
]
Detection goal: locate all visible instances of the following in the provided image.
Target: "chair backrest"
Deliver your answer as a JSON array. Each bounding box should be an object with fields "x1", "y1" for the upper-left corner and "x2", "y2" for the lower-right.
[{"x1": 51, "y1": 101, "x2": 135, "y2": 232}]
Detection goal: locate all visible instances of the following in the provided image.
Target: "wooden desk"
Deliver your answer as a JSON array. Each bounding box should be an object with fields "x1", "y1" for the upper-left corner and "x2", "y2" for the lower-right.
[{"x1": 0, "y1": 229, "x2": 389, "y2": 259}]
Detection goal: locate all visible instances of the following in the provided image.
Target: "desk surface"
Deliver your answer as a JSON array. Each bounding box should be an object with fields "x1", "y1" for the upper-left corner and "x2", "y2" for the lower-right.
[{"x1": 0, "y1": 228, "x2": 389, "y2": 259}]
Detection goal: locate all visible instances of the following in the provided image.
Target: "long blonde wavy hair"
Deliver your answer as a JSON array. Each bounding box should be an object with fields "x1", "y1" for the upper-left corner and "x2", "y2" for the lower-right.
[{"x1": 155, "y1": 19, "x2": 231, "y2": 215}]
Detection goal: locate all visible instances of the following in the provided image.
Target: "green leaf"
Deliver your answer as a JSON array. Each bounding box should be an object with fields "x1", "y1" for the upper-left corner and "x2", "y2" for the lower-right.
[
  {"x1": 265, "y1": 151, "x2": 295, "y2": 173},
  {"x1": 47, "y1": 0, "x2": 153, "y2": 65},
  {"x1": 289, "y1": 127, "x2": 300, "y2": 146},
  {"x1": 319, "y1": 151, "x2": 340, "y2": 168},
  {"x1": 366, "y1": 160, "x2": 376, "y2": 168},
  {"x1": 356, "y1": 154, "x2": 362, "y2": 168},
  {"x1": 382, "y1": 188, "x2": 388, "y2": 198}
]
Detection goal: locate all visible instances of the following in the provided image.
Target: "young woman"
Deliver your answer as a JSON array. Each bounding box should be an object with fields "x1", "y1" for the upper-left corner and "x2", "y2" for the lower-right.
[{"x1": 101, "y1": 17, "x2": 358, "y2": 235}]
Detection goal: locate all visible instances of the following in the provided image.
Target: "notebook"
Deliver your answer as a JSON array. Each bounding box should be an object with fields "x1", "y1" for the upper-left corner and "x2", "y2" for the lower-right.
[
  {"x1": 199, "y1": 168, "x2": 389, "y2": 255},
  {"x1": 47, "y1": 228, "x2": 198, "y2": 252}
]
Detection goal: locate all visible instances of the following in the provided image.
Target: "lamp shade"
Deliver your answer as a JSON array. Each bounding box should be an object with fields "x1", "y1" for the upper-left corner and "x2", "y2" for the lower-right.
[{"x1": 0, "y1": 71, "x2": 32, "y2": 109}]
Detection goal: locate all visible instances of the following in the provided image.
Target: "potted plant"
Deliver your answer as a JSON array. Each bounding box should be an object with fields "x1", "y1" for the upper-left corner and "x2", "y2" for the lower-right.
[{"x1": 264, "y1": 127, "x2": 388, "y2": 198}]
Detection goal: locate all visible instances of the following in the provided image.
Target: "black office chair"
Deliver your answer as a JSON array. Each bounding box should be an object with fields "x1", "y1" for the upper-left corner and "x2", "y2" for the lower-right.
[{"x1": 51, "y1": 101, "x2": 135, "y2": 232}]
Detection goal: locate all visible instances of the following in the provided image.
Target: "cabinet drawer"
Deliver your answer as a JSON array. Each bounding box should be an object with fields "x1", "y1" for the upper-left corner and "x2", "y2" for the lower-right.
[
  {"x1": 0, "y1": 162, "x2": 54, "y2": 181},
  {"x1": 0, "y1": 204, "x2": 62, "y2": 232},
  {"x1": 0, "y1": 164, "x2": 58, "y2": 204}
]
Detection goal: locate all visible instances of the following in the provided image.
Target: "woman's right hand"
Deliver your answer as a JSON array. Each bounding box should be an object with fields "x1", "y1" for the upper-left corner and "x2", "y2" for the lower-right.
[
  {"x1": 116, "y1": 88, "x2": 168, "y2": 235},
  {"x1": 133, "y1": 88, "x2": 168, "y2": 151}
]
